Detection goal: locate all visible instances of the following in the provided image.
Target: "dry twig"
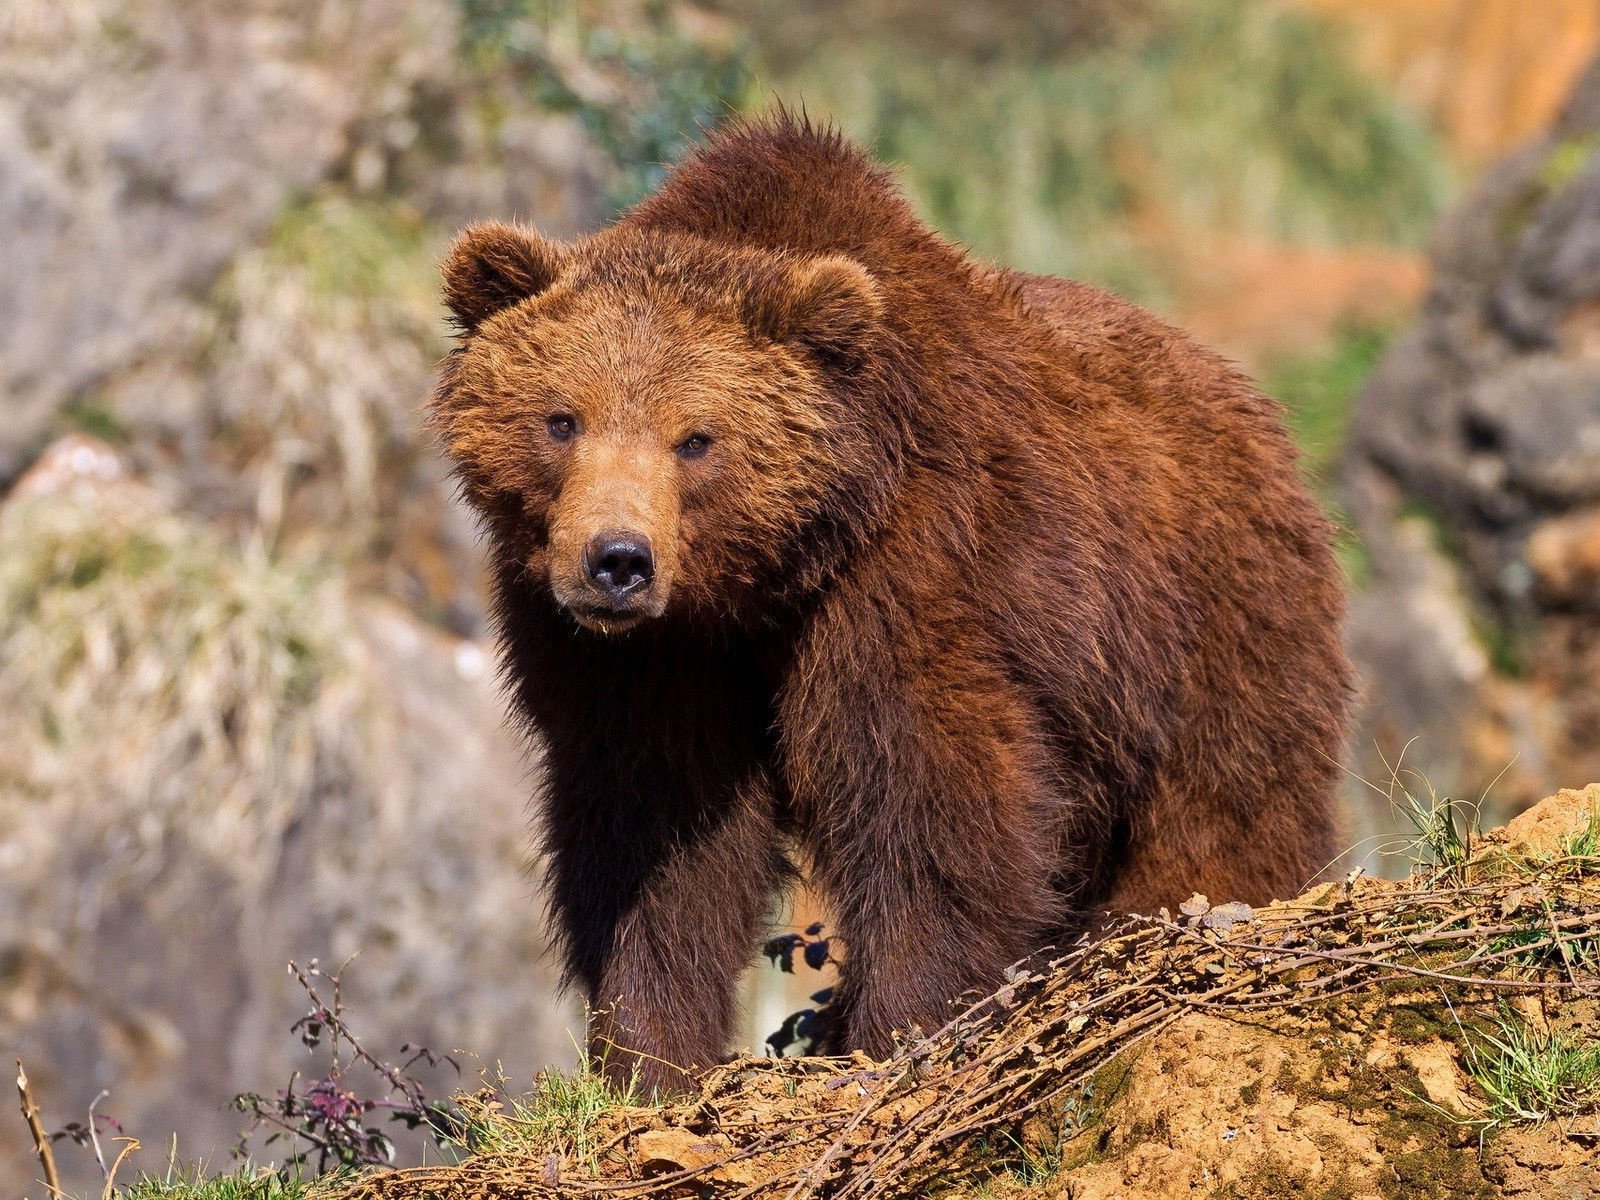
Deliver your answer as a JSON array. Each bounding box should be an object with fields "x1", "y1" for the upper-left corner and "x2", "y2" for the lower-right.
[{"x1": 16, "y1": 1059, "x2": 61, "y2": 1197}]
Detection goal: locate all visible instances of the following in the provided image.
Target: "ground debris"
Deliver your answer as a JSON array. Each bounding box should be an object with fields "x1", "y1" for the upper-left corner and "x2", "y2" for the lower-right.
[{"x1": 336, "y1": 791, "x2": 1600, "y2": 1200}]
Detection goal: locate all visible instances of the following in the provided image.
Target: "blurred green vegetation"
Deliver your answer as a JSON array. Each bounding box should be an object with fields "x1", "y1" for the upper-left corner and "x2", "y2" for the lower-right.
[
  {"x1": 264, "y1": 197, "x2": 438, "y2": 311},
  {"x1": 1265, "y1": 323, "x2": 1393, "y2": 488},
  {"x1": 1264, "y1": 324, "x2": 1394, "y2": 588},
  {"x1": 749, "y1": 0, "x2": 1450, "y2": 305},
  {"x1": 461, "y1": 0, "x2": 753, "y2": 211}
]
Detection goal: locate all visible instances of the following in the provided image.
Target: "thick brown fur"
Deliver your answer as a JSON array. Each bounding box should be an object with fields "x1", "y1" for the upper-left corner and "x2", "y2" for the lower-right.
[{"x1": 430, "y1": 112, "x2": 1350, "y2": 1094}]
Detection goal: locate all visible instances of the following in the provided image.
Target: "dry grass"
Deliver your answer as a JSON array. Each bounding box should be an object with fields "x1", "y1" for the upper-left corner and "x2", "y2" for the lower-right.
[
  {"x1": 0, "y1": 488, "x2": 371, "y2": 893},
  {"x1": 1, "y1": 482, "x2": 575, "y2": 1200},
  {"x1": 202, "y1": 196, "x2": 447, "y2": 552}
]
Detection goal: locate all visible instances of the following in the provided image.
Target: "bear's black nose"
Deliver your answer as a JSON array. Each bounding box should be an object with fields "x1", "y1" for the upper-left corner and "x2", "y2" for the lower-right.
[{"x1": 584, "y1": 533, "x2": 655, "y2": 603}]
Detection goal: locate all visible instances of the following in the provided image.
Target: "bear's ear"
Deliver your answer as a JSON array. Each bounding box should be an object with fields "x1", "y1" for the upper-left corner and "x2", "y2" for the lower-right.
[
  {"x1": 752, "y1": 256, "x2": 883, "y2": 365},
  {"x1": 441, "y1": 222, "x2": 569, "y2": 332}
]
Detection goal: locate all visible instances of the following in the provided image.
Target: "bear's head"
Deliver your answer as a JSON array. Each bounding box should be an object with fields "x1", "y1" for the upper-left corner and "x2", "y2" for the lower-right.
[{"x1": 431, "y1": 222, "x2": 895, "y2": 634}]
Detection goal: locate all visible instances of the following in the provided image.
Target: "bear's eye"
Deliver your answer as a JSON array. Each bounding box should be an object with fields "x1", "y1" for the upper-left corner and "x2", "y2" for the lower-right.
[
  {"x1": 677, "y1": 433, "x2": 712, "y2": 459},
  {"x1": 547, "y1": 414, "x2": 577, "y2": 442}
]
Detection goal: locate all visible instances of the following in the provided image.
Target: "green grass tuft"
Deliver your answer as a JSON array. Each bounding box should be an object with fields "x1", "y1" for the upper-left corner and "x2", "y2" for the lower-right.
[
  {"x1": 1390, "y1": 777, "x2": 1479, "y2": 880},
  {"x1": 455, "y1": 1056, "x2": 647, "y2": 1169},
  {"x1": 1464, "y1": 1016, "x2": 1600, "y2": 1131},
  {"x1": 114, "y1": 1162, "x2": 344, "y2": 1200},
  {"x1": 1559, "y1": 806, "x2": 1600, "y2": 860}
]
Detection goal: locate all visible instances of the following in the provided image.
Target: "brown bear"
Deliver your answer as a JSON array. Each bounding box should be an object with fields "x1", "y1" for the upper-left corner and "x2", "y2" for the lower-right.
[{"x1": 430, "y1": 112, "x2": 1349, "y2": 1094}]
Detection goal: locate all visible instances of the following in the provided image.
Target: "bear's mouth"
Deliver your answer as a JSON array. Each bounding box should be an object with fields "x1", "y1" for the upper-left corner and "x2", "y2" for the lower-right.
[{"x1": 566, "y1": 602, "x2": 652, "y2": 635}]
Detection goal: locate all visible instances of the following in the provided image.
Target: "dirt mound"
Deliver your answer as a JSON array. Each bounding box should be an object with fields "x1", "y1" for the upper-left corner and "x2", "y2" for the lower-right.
[
  {"x1": 1013, "y1": 1007, "x2": 1594, "y2": 1200},
  {"x1": 332, "y1": 787, "x2": 1600, "y2": 1200}
]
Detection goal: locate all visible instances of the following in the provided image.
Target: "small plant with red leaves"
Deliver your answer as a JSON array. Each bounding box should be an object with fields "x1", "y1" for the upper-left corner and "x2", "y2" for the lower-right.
[{"x1": 230, "y1": 959, "x2": 470, "y2": 1174}]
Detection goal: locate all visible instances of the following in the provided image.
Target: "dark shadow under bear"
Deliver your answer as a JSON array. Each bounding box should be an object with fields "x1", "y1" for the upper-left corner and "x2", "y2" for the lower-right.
[{"x1": 431, "y1": 113, "x2": 1350, "y2": 1094}]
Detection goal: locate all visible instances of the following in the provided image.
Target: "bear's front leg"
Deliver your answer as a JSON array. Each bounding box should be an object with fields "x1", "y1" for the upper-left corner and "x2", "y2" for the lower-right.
[
  {"x1": 783, "y1": 604, "x2": 1065, "y2": 1058},
  {"x1": 540, "y1": 763, "x2": 787, "y2": 1096}
]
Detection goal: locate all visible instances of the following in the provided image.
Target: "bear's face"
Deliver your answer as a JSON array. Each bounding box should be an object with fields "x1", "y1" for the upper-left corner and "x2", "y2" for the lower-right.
[{"x1": 432, "y1": 224, "x2": 887, "y2": 633}]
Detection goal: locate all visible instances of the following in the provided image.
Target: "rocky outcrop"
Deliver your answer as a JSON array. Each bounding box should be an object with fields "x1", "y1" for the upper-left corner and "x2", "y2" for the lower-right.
[
  {"x1": 0, "y1": 0, "x2": 606, "y2": 621},
  {"x1": 0, "y1": 0, "x2": 619, "y2": 1187},
  {"x1": 1342, "y1": 52, "x2": 1600, "y2": 822},
  {"x1": 3, "y1": 0, "x2": 424, "y2": 477},
  {"x1": 1017, "y1": 786, "x2": 1600, "y2": 1200},
  {"x1": 0, "y1": 451, "x2": 573, "y2": 1192}
]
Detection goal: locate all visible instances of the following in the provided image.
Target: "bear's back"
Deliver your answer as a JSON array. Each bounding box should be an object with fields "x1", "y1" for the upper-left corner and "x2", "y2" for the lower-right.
[{"x1": 1002, "y1": 271, "x2": 1278, "y2": 428}]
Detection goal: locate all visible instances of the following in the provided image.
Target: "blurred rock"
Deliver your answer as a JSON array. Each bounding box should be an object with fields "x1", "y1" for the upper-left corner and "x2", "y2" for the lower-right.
[
  {"x1": 7, "y1": 434, "x2": 134, "y2": 503},
  {"x1": 0, "y1": 478, "x2": 570, "y2": 1193},
  {"x1": 1, "y1": 0, "x2": 421, "y2": 479},
  {"x1": 0, "y1": 0, "x2": 606, "y2": 493},
  {"x1": 1342, "y1": 51, "x2": 1600, "y2": 820},
  {"x1": 1528, "y1": 508, "x2": 1600, "y2": 609}
]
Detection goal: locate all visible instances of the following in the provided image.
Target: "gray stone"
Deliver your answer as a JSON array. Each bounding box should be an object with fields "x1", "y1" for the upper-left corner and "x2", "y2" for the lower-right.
[{"x1": 1340, "y1": 47, "x2": 1600, "y2": 819}]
